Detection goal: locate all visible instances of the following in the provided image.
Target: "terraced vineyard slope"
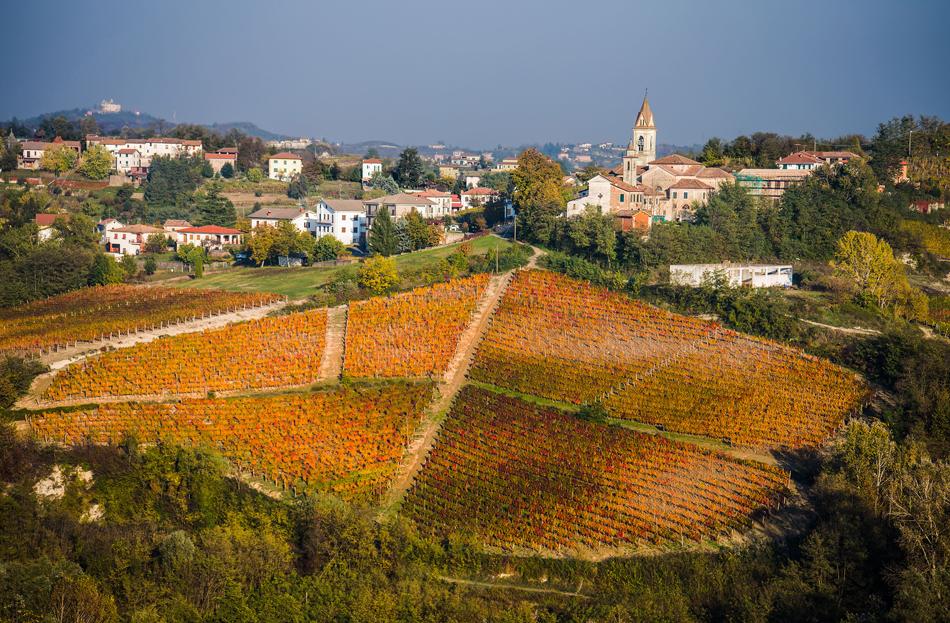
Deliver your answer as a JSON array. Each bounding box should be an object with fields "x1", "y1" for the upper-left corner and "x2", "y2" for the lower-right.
[
  {"x1": 404, "y1": 386, "x2": 789, "y2": 555},
  {"x1": 0, "y1": 285, "x2": 281, "y2": 355},
  {"x1": 470, "y1": 270, "x2": 865, "y2": 449},
  {"x1": 30, "y1": 382, "x2": 431, "y2": 500},
  {"x1": 344, "y1": 274, "x2": 489, "y2": 378},
  {"x1": 43, "y1": 309, "x2": 327, "y2": 401}
]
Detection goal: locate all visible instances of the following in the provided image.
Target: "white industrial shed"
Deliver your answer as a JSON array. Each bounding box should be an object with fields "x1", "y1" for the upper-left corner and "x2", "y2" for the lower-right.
[{"x1": 670, "y1": 264, "x2": 793, "y2": 288}]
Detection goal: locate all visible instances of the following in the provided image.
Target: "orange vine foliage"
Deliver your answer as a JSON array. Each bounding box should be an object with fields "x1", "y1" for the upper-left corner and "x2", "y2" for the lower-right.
[
  {"x1": 0, "y1": 285, "x2": 281, "y2": 354},
  {"x1": 404, "y1": 386, "x2": 789, "y2": 553},
  {"x1": 344, "y1": 274, "x2": 489, "y2": 378},
  {"x1": 471, "y1": 270, "x2": 866, "y2": 449},
  {"x1": 30, "y1": 382, "x2": 431, "y2": 499},
  {"x1": 44, "y1": 309, "x2": 327, "y2": 400}
]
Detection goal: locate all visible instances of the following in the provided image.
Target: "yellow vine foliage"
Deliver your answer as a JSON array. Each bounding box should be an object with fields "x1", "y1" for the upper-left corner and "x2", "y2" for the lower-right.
[
  {"x1": 405, "y1": 386, "x2": 789, "y2": 553},
  {"x1": 44, "y1": 309, "x2": 328, "y2": 400},
  {"x1": 30, "y1": 383, "x2": 431, "y2": 500},
  {"x1": 344, "y1": 274, "x2": 489, "y2": 378},
  {"x1": 0, "y1": 285, "x2": 281, "y2": 354},
  {"x1": 471, "y1": 270, "x2": 867, "y2": 449}
]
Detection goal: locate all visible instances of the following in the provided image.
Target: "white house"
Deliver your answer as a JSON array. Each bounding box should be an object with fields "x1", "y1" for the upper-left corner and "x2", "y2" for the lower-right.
[
  {"x1": 361, "y1": 158, "x2": 383, "y2": 182},
  {"x1": 670, "y1": 264, "x2": 793, "y2": 288},
  {"x1": 86, "y1": 135, "x2": 202, "y2": 169},
  {"x1": 413, "y1": 189, "x2": 453, "y2": 213},
  {"x1": 175, "y1": 225, "x2": 243, "y2": 249},
  {"x1": 114, "y1": 148, "x2": 141, "y2": 173},
  {"x1": 363, "y1": 193, "x2": 438, "y2": 230},
  {"x1": 268, "y1": 152, "x2": 303, "y2": 181},
  {"x1": 463, "y1": 171, "x2": 483, "y2": 188},
  {"x1": 248, "y1": 206, "x2": 329, "y2": 237},
  {"x1": 459, "y1": 187, "x2": 499, "y2": 209},
  {"x1": 96, "y1": 218, "x2": 124, "y2": 243},
  {"x1": 316, "y1": 199, "x2": 367, "y2": 245},
  {"x1": 494, "y1": 158, "x2": 518, "y2": 171},
  {"x1": 18, "y1": 137, "x2": 82, "y2": 169},
  {"x1": 105, "y1": 224, "x2": 165, "y2": 255},
  {"x1": 34, "y1": 213, "x2": 66, "y2": 241}
]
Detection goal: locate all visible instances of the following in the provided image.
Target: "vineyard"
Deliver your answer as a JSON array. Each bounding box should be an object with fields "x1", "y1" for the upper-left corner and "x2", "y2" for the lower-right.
[
  {"x1": 30, "y1": 382, "x2": 432, "y2": 499},
  {"x1": 470, "y1": 270, "x2": 865, "y2": 449},
  {"x1": 403, "y1": 386, "x2": 789, "y2": 554},
  {"x1": 0, "y1": 285, "x2": 281, "y2": 355},
  {"x1": 43, "y1": 309, "x2": 328, "y2": 401},
  {"x1": 344, "y1": 274, "x2": 489, "y2": 378}
]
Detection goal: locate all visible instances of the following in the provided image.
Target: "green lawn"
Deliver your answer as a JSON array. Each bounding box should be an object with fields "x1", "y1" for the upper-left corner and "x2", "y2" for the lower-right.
[{"x1": 176, "y1": 235, "x2": 514, "y2": 299}]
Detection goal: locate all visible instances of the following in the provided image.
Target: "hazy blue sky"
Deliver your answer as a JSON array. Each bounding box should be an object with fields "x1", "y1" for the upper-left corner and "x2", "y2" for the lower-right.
[{"x1": 4, "y1": 0, "x2": 948, "y2": 148}]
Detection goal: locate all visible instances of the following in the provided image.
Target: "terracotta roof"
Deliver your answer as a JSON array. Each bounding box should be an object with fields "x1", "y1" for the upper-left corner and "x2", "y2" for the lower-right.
[
  {"x1": 777, "y1": 152, "x2": 822, "y2": 165},
  {"x1": 179, "y1": 225, "x2": 242, "y2": 235},
  {"x1": 414, "y1": 189, "x2": 451, "y2": 198},
  {"x1": 649, "y1": 154, "x2": 701, "y2": 166},
  {"x1": 87, "y1": 135, "x2": 202, "y2": 147},
  {"x1": 362, "y1": 158, "x2": 382, "y2": 164},
  {"x1": 216, "y1": 147, "x2": 238, "y2": 154},
  {"x1": 269, "y1": 152, "x2": 302, "y2": 160},
  {"x1": 668, "y1": 178, "x2": 714, "y2": 190},
  {"x1": 163, "y1": 219, "x2": 192, "y2": 228},
  {"x1": 606, "y1": 177, "x2": 643, "y2": 193},
  {"x1": 615, "y1": 209, "x2": 652, "y2": 218},
  {"x1": 35, "y1": 213, "x2": 65, "y2": 226},
  {"x1": 204, "y1": 153, "x2": 235, "y2": 160},
  {"x1": 363, "y1": 193, "x2": 435, "y2": 205},
  {"x1": 249, "y1": 207, "x2": 309, "y2": 220},
  {"x1": 635, "y1": 96, "x2": 655, "y2": 128},
  {"x1": 117, "y1": 148, "x2": 139, "y2": 155},
  {"x1": 113, "y1": 224, "x2": 164, "y2": 234},
  {"x1": 462, "y1": 187, "x2": 497, "y2": 195},
  {"x1": 697, "y1": 167, "x2": 733, "y2": 179}
]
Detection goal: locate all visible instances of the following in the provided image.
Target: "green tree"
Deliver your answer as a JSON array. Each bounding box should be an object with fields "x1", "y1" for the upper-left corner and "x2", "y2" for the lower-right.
[
  {"x1": 312, "y1": 235, "x2": 345, "y2": 262},
  {"x1": 200, "y1": 159, "x2": 214, "y2": 178},
  {"x1": 248, "y1": 225, "x2": 276, "y2": 267},
  {"x1": 193, "y1": 181, "x2": 236, "y2": 226},
  {"x1": 368, "y1": 171, "x2": 399, "y2": 194},
  {"x1": 287, "y1": 174, "x2": 309, "y2": 199},
  {"x1": 512, "y1": 148, "x2": 565, "y2": 244},
  {"x1": 143, "y1": 234, "x2": 168, "y2": 254},
  {"x1": 144, "y1": 156, "x2": 202, "y2": 211},
  {"x1": 53, "y1": 213, "x2": 98, "y2": 248},
  {"x1": 357, "y1": 255, "x2": 399, "y2": 294},
  {"x1": 120, "y1": 254, "x2": 138, "y2": 280},
  {"x1": 40, "y1": 145, "x2": 78, "y2": 175},
  {"x1": 552, "y1": 206, "x2": 617, "y2": 265},
  {"x1": 143, "y1": 255, "x2": 157, "y2": 275},
  {"x1": 832, "y1": 231, "x2": 908, "y2": 311},
  {"x1": 176, "y1": 243, "x2": 206, "y2": 278},
  {"x1": 368, "y1": 207, "x2": 397, "y2": 256},
  {"x1": 246, "y1": 167, "x2": 264, "y2": 183},
  {"x1": 393, "y1": 148, "x2": 426, "y2": 188},
  {"x1": 88, "y1": 253, "x2": 126, "y2": 285},
  {"x1": 78, "y1": 144, "x2": 113, "y2": 180},
  {"x1": 220, "y1": 162, "x2": 234, "y2": 179},
  {"x1": 0, "y1": 132, "x2": 20, "y2": 171}
]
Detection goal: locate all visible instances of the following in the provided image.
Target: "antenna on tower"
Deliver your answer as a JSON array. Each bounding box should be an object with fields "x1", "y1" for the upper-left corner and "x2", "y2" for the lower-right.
[{"x1": 644, "y1": 87, "x2": 648, "y2": 99}]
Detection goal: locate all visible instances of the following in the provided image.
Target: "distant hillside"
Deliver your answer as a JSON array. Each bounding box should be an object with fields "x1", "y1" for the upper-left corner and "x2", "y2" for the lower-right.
[{"x1": 4, "y1": 106, "x2": 290, "y2": 141}]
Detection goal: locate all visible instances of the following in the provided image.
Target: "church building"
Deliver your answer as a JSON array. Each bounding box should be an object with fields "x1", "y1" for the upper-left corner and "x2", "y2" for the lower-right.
[{"x1": 567, "y1": 94, "x2": 734, "y2": 227}]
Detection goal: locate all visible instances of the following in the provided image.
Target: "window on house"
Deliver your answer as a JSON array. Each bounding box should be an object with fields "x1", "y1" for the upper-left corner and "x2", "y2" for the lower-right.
[
  {"x1": 684, "y1": 192, "x2": 689, "y2": 199},
  {"x1": 619, "y1": 194, "x2": 625, "y2": 202},
  {"x1": 672, "y1": 192, "x2": 677, "y2": 199},
  {"x1": 342, "y1": 227, "x2": 346, "y2": 233}
]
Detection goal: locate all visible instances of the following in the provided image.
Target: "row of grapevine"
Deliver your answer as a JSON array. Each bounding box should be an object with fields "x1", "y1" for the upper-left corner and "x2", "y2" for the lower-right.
[
  {"x1": 44, "y1": 309, "x2": 328, "y2": 401},
  {"x1": 403, "y1": 386, "x2": 789, "y2": 554},
  {"x1": 344, "y1": 274, "x2": 489, "y2": 378},
  {"x1": 30, "y1": 382, "x2": 432, "y2": 500},
  {"x1": 470, "y1": 270, "x2": 865, "y2": 449},
  {"x1": 0, "y1": 284, "x2": 281, "y2": 354}
]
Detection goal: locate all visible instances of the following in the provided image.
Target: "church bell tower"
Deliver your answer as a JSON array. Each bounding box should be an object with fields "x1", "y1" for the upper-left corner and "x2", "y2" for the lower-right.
[{"x1": 622, "y1": 93, "x2": 657, "y2": 185}]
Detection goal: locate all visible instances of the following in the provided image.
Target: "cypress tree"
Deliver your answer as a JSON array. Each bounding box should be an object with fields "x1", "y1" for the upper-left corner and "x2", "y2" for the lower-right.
[{"x1": 369, "y1": 207, "x2": 397, "y2": 256}]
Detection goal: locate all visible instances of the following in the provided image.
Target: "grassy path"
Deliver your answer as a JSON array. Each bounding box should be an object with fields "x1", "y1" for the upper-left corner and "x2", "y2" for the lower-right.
[{"x1": 318, "y1": 305, "x2": 347, "y2": 381}]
